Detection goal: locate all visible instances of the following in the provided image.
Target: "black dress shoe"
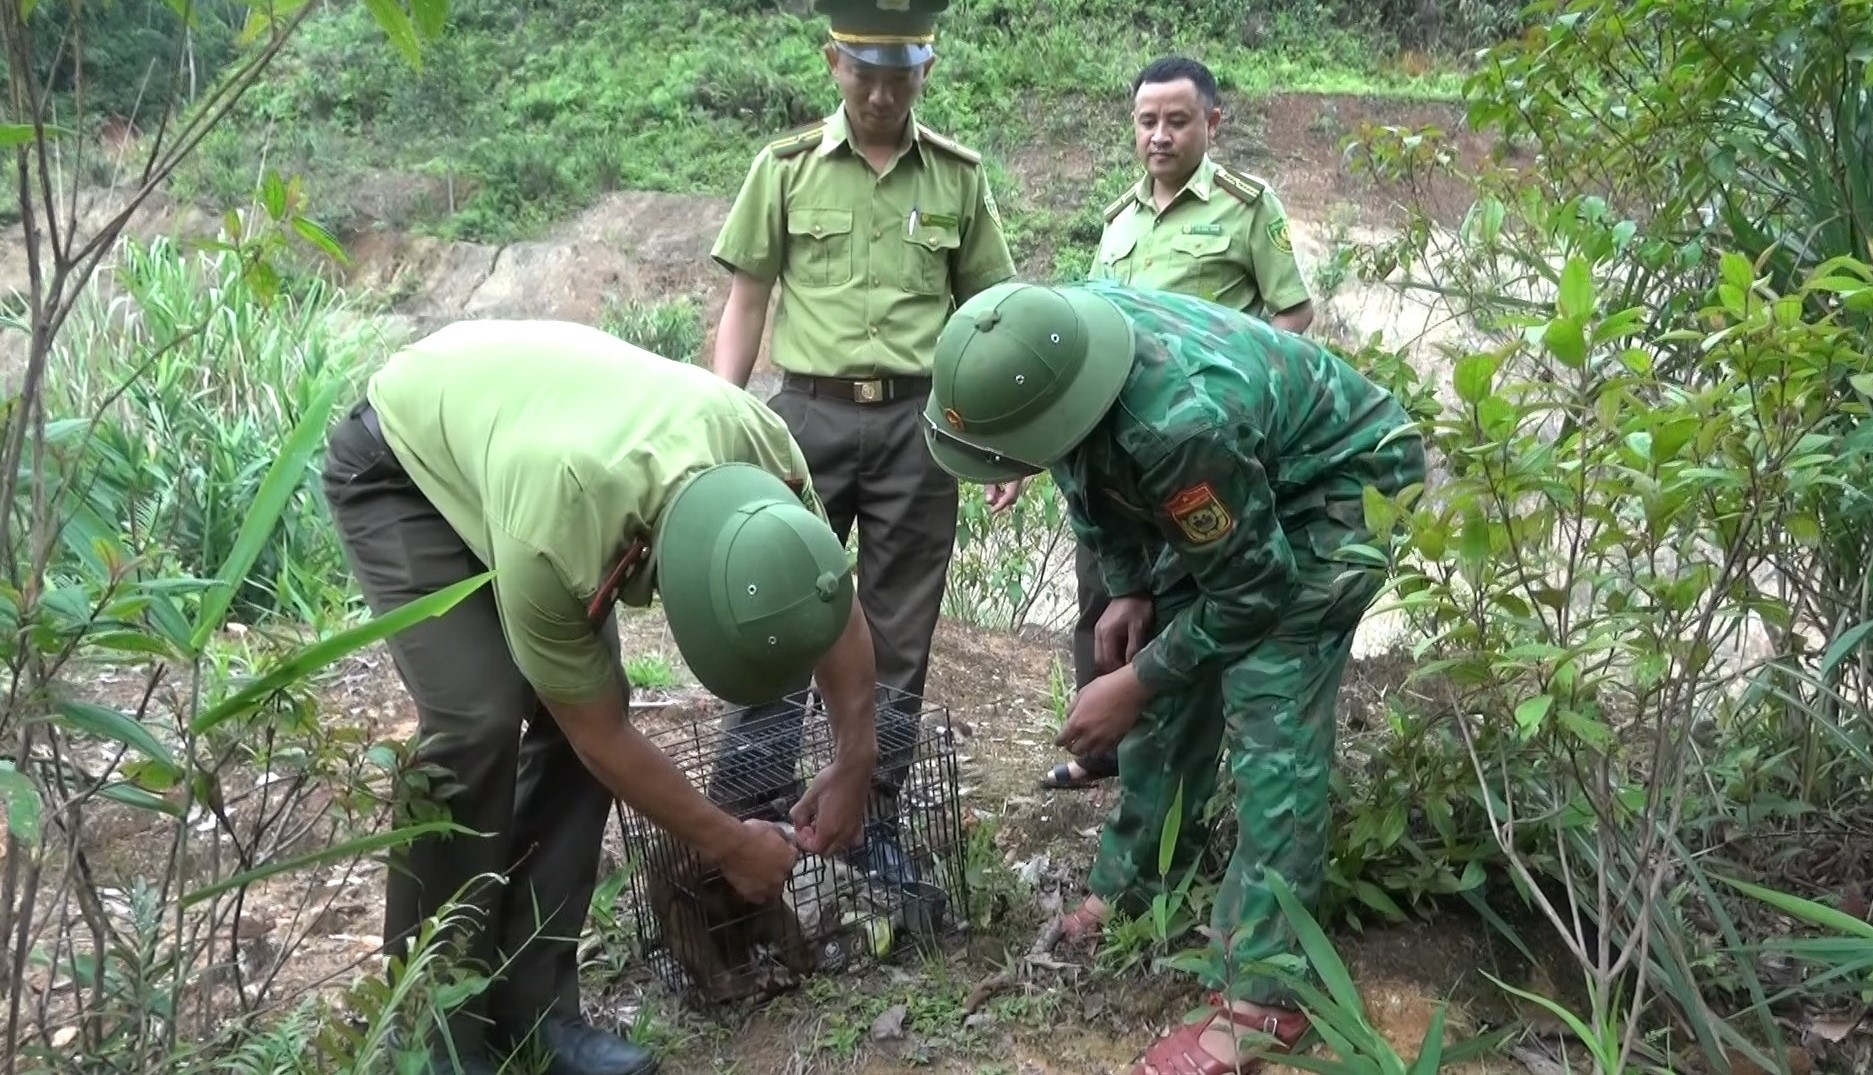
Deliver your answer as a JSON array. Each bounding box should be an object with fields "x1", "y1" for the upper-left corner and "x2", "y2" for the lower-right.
[{"x1": 496, "y1": 1015, "x2": 659, "y2": 1075}]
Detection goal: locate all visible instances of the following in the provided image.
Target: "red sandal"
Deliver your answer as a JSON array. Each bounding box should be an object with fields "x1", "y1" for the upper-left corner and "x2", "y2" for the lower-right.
[
  {"x1": 1128, "y1": 993, "x2": 1311, "y2": 1075},
  {"x1": 1059, "y1": 900, "x2": 1108, "y2": 952}
]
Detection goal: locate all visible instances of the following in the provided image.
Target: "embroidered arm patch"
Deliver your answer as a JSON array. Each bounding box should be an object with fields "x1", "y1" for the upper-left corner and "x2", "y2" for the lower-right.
[{"x1": 1164, "y1": 482, "x2": 1235, "y2": 545}]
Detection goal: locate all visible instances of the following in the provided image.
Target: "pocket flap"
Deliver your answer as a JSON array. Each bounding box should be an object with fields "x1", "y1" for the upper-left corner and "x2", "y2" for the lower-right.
[{"x1": 788, "y1": 208, "x2": 854, "y2": 239}]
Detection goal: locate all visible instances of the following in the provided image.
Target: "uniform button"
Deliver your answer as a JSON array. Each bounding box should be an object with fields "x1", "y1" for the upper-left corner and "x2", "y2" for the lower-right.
[
  {"x1": 873, "y1": 229, "x2": 882, "y2": 239},
  {"x1": 869, "y1": 276, "x2": 878, "y2": 285},
  {"x1": 869, "y1": 326, "x2": 879, "y2": 336}
]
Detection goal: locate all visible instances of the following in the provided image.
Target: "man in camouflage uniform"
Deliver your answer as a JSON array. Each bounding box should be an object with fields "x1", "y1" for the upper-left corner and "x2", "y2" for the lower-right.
[
  {"x1": 1042, "y1": 54, "x2": 1317, "y2": 792},
  {"x1": 708, "y1": 0, "x2": 1018, "y2": 881},
  {"x1": 923, "y1": 281, "x2": 1424, "y2": 1075}
]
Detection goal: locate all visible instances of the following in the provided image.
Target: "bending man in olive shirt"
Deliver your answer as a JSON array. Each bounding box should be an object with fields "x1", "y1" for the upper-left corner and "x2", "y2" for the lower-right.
[{"x1": 322, "y1": 319, "x2": 879, "y2": 1075}]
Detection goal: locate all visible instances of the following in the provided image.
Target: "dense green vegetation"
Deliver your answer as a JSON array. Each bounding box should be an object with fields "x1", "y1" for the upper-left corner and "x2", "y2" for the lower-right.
[
  {"x1": 4, "y1": 0, "x2": 1873, "y2": 1072},
  {"x1": 166, "y1": 0, "x2": 1474, "y2": 245}
]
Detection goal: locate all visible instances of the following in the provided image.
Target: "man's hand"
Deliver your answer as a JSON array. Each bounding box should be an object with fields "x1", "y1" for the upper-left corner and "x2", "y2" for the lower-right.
[
  {"x1": 790, "y1": 756, "x2": 871, "y2": 854},
  {"x1": 719, "y1": 819, "x2": 799, "y2": 904},
  {"x1": 985, "y1": 477, "x2": 1028, "y2": 513},
  {"x1": 1093, "y1": 594, "x2": 1154, "y2": 673},
  {"x1": 1055, "y1": 664, "x2": 1152, "y2": 759}
]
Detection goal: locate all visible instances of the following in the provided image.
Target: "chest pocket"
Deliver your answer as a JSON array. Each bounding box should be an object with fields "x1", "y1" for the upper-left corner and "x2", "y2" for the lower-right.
[
  {"x1": 902, "y1": 221, "x2": 959, "y2": 295},
  {"x1": 1097, "y1": 233, "x2": 1139, "y2": 280},
  {"x1": 786, "y1": 208, "x2": 856, "y2": 288},
  {"x1": 1166, "y1": 231, "x2": 1235, "y2": 298}
]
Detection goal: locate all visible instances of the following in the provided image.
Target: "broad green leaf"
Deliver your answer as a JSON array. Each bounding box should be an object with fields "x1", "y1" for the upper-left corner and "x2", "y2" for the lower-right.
[
  {"x1": 1784, "y1": 513, "x2": 1821, "y2": 546},
  {"x1": 1360, "y1": 484, "x2": 1395, "y2": 537},
  {"x1": 0, "y1": 122, "x2": 72, "y2": 147},
  {"x1": 1156, "y1": 779, "x2": 1184, "y2": 877},
  {"x1": 191, "y1": 572, "x2": 493, "y2": 734},
  {"x1": 54, "y1": 700, "x2": 176, "y2": 767},
  {"x1": 1820, "y1": 620, "x2": 1873, "y2": 677},
  {"x1": 1513, "y1": 694, "x2": 1554, "y2": 736},
  {"x1": 291, "y1": 216, "x2": 351, "y2": 265},
  {"x1": 1452, "y1": 352, "x2": 1498, "y2": 405},
  {"x1": 1557, "y1": 256, "x2": 1595, "y2": 320},
  {"x1": 0, "y1": 764, "x2": 43, "y2": 846},
  {"x1": 363, "y1": 0, "x2": 426, "y2": 69},
  {"x1": 97, "y1": 781, "x2": 183, "y2": 818},
  {"x1": 1543, "y1": 317, "x2": 1587, "y2": 368},
  {"x1": 261, "y1": 171, "x2": 288, "y2": 219},
  {"x1": 190, "y1": 376, "x2": 345, "y2": 653},
  {"x1": 412, "y1": 0, "x2": 448, "y2": 39},
  {"x1": 1850, "y1": 373, "x2": 1873, "y2": 398}
]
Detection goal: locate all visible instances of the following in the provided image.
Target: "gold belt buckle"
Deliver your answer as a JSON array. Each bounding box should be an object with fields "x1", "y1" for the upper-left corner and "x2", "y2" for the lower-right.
[{"x1": 853, "y1": 379, "x2": 885, "y2": 403}]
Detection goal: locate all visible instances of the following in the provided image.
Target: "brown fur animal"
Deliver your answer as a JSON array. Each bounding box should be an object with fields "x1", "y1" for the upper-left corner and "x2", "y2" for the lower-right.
[{"x1": 641, "y1": 829, "x2": 817, "y2": 1004}]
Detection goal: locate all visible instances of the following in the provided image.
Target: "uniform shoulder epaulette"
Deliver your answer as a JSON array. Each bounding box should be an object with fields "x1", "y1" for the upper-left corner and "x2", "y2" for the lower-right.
[
  {"x1": 1102, "y1": 191, "x2": 1134, "y2": 223},
  {"x1": 765, "y1": 122, "x2": 826, "y2": 160},
  {"x1": 1212, "y1": 165, "x2": 1268, "y2": 206},
  {"x1": 915, "y1": 123, "x2": 982, "y2": 165}
]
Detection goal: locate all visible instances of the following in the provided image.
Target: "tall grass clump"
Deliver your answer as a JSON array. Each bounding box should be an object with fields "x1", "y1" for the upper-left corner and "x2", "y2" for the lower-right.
[{"x1": 41, "y1": 237, "x2": 394, "y2": 630}]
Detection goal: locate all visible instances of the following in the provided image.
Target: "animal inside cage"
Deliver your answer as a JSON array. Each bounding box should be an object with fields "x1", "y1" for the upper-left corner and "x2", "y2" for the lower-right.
[{"x1": 617, "y1": 685, "x2": 969, "y2": 1008}]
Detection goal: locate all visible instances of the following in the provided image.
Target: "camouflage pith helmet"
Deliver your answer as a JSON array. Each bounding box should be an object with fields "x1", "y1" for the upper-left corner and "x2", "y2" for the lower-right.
[
  {"x1": 654, "y1": 463, "x2": 854, "y2": 705},
  {"x1": 926, "y1": 281, "x2": 1135, "y2": 472},
  {"x1": 921, "y1": 417, "x2": 1042, "y2": 484},
  {"x1": 815, "y1": 0, "x2": 950, "y2": 67}
]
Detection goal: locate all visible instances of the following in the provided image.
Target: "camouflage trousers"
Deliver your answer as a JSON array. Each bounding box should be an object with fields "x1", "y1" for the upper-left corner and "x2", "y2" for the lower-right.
[{"x1": 1086, "y1": 551, "x2": 1382, "y2": 1007}]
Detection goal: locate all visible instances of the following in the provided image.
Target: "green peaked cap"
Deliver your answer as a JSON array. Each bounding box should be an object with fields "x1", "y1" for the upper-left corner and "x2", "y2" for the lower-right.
[
  {"x1": 926, "y1": 281, "x2": 1136, "y2": 473},
  {"x1": 654, "y1": 463, "x2": 854, "y2": 706},
  {"x1": 814, "y1": 0, "x2": 950, "y2": 67}
]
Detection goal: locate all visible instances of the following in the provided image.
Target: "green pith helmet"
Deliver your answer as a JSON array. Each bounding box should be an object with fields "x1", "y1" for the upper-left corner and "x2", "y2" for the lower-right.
[
  {"x1": 921, "y1": 417, "x2": 1042, "y2": 484},
  {"x1": 815, "y1": 0, "x2": 950, "y2": 67},
  {"x1": 655, "y1": 463, "x2": 854, "y2": 706},
  {"x1": 925, "y1": 281, "x2": 1136, "y2": 473}
]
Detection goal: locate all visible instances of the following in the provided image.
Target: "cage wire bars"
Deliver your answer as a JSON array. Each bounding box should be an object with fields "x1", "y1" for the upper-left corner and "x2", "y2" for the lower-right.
[{"x1": 615, "y1": 685, "x2": 970, "y2": 1007}]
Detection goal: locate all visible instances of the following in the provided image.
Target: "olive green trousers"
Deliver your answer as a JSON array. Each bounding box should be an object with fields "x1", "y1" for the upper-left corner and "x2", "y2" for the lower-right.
[{"x1": 322, "y1": 400, "x2": 618, "y2": 1051}]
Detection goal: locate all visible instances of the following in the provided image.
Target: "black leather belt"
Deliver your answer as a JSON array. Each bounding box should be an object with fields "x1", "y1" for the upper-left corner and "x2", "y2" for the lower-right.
[{"x1": 783, "y1": 372, "x2": 930, "y2": 404}]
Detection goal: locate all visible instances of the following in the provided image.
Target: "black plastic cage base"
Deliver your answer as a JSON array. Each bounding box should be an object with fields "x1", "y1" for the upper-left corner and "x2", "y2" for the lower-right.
[{"x1": 617, "y1": 685, "x2": 970, "y2": 1009}]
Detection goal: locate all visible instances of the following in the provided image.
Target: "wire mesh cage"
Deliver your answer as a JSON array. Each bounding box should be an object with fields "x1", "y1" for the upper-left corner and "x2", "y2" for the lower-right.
[{"x1": 617, "y1": 684, "x2": 970, "y2": 1009}]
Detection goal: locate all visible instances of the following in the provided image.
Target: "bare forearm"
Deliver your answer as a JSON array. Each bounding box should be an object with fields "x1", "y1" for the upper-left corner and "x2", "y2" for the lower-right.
[
  {"x1": 813, "y1": 601, "x2": 879, "y2": 770},
  {"x1": 1270, "y1": 300, "x2": 1315, "y2": 335},
  {"x1": 712, "y1": 273, "x2": 773, "y2": 388},
  {"x1": 545, "y1": 695, "x2": 744, "y2": 861}
]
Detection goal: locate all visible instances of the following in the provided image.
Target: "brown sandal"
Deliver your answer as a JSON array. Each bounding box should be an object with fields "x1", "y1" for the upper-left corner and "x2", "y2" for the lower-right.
[{"x1": 1129, "y1": 994, "x2": 1311, "y2": 1075}]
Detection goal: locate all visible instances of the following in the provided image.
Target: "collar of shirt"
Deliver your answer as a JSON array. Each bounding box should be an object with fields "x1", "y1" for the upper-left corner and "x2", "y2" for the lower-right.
[
  {"x1": 815, "y1": 105, "x2": 932, "y2": 169},
  {"x1": 1127, "y1": 152, "x2": 1219, "y2": 215}
]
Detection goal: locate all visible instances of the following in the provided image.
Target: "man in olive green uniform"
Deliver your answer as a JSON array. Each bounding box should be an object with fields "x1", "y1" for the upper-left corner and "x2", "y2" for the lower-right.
[
  {"x1": 322, "y1": 320, "x2": 880, "y2": 1075},
  {"x1": 708, "y1": 0, "x2": 1017, "y2": 880},
  {"x1": 1042, "y1": 55, "x2": 1318, "y2": 792},
  {"x1": 923, "y1": 281, "x2": 1424, "y2": 1075}
]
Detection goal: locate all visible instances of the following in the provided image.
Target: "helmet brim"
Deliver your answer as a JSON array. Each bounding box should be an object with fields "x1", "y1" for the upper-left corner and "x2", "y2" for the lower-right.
[
  {"x1": 922, "y1": 419, "x2": 1043, "y2": 483},
  {"x1": 655, "y1": 463, "x2": 853, "y2": 705}
]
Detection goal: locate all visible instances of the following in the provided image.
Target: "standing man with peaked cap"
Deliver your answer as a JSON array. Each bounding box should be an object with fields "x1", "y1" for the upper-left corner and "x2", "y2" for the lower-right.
[
  {"x1": 707, "y1": 0, "x2": 1018, "y2": 883},
  {"x1": 321, "y1": 319, "x2": 881, "y2": 1075},
  {"x1": 922, "y1": 280, "x2": 1424, "y2": 1075},
  {"x1": 1038, "y1": 54, "x2": 1318, "y2": 793}
]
